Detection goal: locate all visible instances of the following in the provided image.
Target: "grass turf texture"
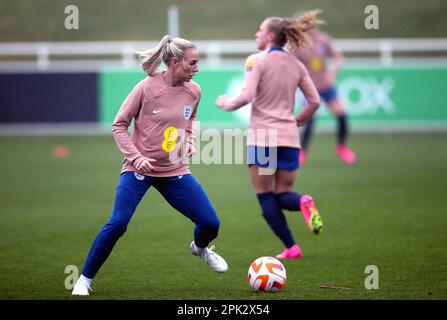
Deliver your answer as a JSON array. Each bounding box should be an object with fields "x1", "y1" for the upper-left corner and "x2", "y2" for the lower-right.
[{"x1": 0, "y1": 132, "x2": 446, "y2": 299}]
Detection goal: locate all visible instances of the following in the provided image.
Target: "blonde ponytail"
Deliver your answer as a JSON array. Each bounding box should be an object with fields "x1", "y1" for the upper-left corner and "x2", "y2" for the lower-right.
[{"x1": 138, "y1": 35, "x2": 196, "y2": 76}]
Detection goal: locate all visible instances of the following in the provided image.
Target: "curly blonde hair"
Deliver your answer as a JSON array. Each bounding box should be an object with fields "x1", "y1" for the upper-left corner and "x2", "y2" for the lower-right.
[{"x1": 265, "y1": 10, "x2": 324, "y2": 51}]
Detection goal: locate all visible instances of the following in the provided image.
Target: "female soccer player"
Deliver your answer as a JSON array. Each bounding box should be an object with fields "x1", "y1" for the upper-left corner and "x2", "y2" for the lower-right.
[
  {"x1": 215, "y1": 11, "x2": 324, "y2": 259},
  {"x1": 292, "y1": 17, "x2": 356, "y2": 165},
  {"x1": 72, "y1": 35, "x2": 228, "y2": 296}
]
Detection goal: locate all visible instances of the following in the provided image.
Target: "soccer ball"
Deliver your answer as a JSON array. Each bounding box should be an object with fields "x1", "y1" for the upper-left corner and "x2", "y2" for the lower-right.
[{"x1": 247, "y1": 256, "x2": 287, "y2": 292}]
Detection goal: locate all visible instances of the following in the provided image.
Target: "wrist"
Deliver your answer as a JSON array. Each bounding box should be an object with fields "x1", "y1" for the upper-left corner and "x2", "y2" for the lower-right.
[{"x1": 132, "y1": 155, "x2": 146, "y2": 167}]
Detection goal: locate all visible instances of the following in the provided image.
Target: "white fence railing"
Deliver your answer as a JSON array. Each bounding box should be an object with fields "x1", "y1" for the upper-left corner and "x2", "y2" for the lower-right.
[{"x1": 1, "y1": 38, "x2": 447, "y2": 69}]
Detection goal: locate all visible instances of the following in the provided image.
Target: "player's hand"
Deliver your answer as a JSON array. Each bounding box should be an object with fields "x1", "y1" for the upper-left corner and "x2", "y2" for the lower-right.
[
  {"x1": 186, "y1": 143, "x2": 196, "y2": 157},
  {"x1": 135, "y1": 157, "x2": 156, "y2": 173},
  {"x1": 215, "y1": 95, "x2": 230, "y2": 110}
]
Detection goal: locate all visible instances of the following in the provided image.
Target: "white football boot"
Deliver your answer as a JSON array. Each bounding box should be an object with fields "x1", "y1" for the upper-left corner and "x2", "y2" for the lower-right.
[
  {"x1": 190, "y1": 241, "x2": 228, "y2": 273},
  {"x1": 72, "y1": 275, "x2": 92, "y2": 296}
]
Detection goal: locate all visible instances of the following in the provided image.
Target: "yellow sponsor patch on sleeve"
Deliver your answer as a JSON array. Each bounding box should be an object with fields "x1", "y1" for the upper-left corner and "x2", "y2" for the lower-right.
[
  {"x1": 245, "y1": 59, "x2": 254, "y2": 71},
  {"x1": 310, "y1": 57, "x2": 324, "y2": 72}
]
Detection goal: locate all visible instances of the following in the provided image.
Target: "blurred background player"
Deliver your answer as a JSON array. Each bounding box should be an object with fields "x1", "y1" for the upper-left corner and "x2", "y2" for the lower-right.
[
  {"x1": 291, "y1": 11, "x2": 356, "y2": 165},
  {"x1": 216, "y1": 11, "x2": 323, "y2": 259},
  {"x1": 72, "y1": 35, "x2": 228, "y2": 296}
]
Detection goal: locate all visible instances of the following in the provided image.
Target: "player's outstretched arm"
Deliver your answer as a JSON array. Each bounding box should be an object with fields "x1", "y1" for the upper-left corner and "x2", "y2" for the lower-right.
[{"x1": 296, "y1": 65, "x2": 320, "y2": 126}]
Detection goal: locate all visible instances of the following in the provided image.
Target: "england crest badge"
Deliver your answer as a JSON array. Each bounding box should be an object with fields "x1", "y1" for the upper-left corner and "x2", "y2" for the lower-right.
[{"x1": 183, "y1": 105, "x2": 193, "y2": 120}]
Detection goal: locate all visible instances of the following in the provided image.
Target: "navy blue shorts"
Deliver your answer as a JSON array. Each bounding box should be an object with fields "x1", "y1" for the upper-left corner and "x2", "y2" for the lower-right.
[
  {"x1": 319, "y1": 86, "x2": 338, "y2": 104},
  {"x1": 247, "y1": 146, "x2": 300, "y2": 171}
]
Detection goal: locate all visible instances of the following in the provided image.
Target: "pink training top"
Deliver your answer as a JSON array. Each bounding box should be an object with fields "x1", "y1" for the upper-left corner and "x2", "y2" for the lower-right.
[
  {"x1": 221, "y1": 49, "x2": 320, "y2": 148},
  {"x1": 112, "y1": 73, "x2": 200, "y2": 177},
  {"x1": 293, "y1": 31, "x2": 342, "y2": 92}
]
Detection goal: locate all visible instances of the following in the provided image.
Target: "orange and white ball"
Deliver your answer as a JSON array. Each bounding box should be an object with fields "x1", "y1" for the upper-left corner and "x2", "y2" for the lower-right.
[{"x1": 248, "y1": 256, "x2": 287, "y2": 292}]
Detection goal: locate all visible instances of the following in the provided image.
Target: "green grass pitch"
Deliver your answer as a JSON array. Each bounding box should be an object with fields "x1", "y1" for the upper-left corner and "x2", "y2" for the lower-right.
[{"x1": 0, "y1": 132, "x2": 446, "y2": 299}]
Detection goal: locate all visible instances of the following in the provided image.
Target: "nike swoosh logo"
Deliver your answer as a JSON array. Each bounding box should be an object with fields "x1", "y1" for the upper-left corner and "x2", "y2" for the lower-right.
[{"x1": 153, "y1": 109, "x2": 164, "y2": 114}]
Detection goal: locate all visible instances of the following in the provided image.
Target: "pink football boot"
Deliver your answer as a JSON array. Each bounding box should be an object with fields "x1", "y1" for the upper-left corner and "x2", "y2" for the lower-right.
[
  {"x1": 300, "y1": 195, "x2": 323, "y2": 235},
  {"x1": 299, "y1": 149, "x2": 307, "y2": 166},
  {"x1": 336, "y1": 144, "x2": 356, "y2": 165},
  {"x1": 276, "y1": 244, "x2": 303, "y2": 259}
]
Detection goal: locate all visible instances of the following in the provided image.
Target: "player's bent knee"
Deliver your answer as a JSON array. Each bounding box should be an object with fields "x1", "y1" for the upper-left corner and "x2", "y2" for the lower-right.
[
  {"x1": 204, "y1": 218, "x2": 220, "y2": 233},
  {"x1": 106, "y1": 220, "x2": 128, "y2": 236}
]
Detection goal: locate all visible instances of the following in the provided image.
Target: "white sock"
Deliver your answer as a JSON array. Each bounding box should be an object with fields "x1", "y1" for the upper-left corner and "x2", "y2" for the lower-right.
[{"x1": 79, "y1": 274, "x2": 92, "y2": 286}]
